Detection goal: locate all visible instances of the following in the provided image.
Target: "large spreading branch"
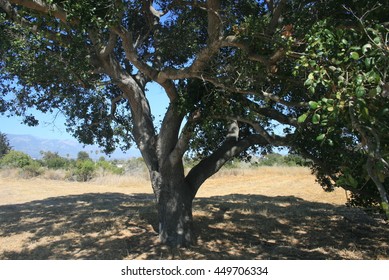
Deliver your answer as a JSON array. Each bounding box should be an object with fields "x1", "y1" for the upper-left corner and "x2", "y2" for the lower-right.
[
  {"x1": 196, "y1": 75, "x2": 307, "y2": 109},
  {"x1": 9, "y1": 0, "x2": 69, "y2": 23},
  {"x1": 266, "y1": 0, "x2": 287, "y2": 35},
  {"x1": 1, "y1": 0, "x2": 71, "y2": 44},
  {"x1": 105, "y1": 0, "x2": 288, "y2": 105},
  {"x1": 185, "y1": 132, "x2": 289, "y2": 193},
  {"x1": 222, "y1": 35, "x2": 287, "y2": 67},
  {"x1": 1, "y1": 0, "x2": 21, "y2": 21}
]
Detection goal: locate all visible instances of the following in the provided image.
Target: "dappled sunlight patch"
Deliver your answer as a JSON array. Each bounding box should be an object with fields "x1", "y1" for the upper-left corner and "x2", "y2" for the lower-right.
[
  {"x1": 0, "y1": 232, "x2": 34, "y2": 254},
  {"x1": 276, "y1": 218, "x2": 289, "y2": 225}
]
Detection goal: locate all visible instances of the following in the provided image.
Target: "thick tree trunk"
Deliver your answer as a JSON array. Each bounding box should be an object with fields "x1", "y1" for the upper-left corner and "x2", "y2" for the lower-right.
[
  {"x1": 150, "y1": 170, "x2": 195, "y2": 247},
  {"x1": 157, "y1": 184, "x2": 195, "y2": 247}
]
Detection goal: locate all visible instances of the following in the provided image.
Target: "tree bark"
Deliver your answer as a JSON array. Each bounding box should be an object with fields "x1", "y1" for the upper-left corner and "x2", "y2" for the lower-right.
[{"x1": 150, "y1": 162, "x2": 196, "y2": 248}]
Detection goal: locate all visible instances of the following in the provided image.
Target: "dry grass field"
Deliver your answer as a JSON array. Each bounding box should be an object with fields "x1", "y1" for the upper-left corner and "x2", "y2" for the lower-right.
[{"x1": 0, "y1": 167, "x2": 388, "y2": 260}]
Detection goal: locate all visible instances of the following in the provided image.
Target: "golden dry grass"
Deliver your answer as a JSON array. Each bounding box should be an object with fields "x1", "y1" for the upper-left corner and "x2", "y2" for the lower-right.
[
  {"x1": 199, "y1": 167, "x2": 347, "y2": 204},
  {"x1": 0, "y1": 166, "x2": 388, "y2": 260}
]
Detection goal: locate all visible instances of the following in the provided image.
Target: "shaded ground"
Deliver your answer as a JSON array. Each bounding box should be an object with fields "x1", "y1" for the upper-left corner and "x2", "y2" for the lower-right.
[{"x1": 1, "y1": 192, "x2": 388, "y2": 259}]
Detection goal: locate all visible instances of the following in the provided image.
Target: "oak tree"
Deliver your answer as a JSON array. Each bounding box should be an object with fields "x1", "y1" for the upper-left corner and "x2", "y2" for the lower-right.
[{"x1": 1, "y1": 0, "x2": 388, "y2": 247}]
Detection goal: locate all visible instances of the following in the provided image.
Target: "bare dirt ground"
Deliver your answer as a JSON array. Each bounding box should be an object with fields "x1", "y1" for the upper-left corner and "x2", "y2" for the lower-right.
[{"x1": 0, "y1": 167, "x2": 388, "y2": 260}]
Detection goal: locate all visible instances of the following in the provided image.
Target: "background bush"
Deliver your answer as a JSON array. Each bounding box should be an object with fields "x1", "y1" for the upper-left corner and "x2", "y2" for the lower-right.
[
  {"x1": 19, "y1": 161, "x2": 43, "y2": 178},
  {"x1": 73, "y1": 160, "x2": 96, "y2": 182},
  {"x1": 40, "y1": 151, "x2": 71, "y2": 170},
  {"x1": 0, "y1": 150, "x2": 43, "y2": 178},
  {"x1": 254, "y1": 153, "x2": 309, "y2": 167},
  {"x1": 96, "y1": 158, "x2": 124, "y2": 176},
  {"x1": 1, "y1": 150, "x2": 35, "y2": 168}
]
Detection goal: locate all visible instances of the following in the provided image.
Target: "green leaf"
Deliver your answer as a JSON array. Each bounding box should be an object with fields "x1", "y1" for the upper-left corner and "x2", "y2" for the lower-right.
[
  {"x1": 361, "y1": 106, "x2": 369, "y2": 119},
  {"x1": 355, "y1": 74, "x2": 364, "y2": 85},
  {"x1": 367, "y1": 70, "x2": 381, "y2": 84},
  {"x1": 346, "y1": 174, "x2": 358, "y2": 188},
  {"x1": 312, "y1": 113, "x2": 321, "y2": 124},
  {"x1": 316, "y1": 134, "x2": 325, "y2": 141},
  {"x1": 368, "y1": 88, "x2": 378, "y2": 97},
  {"x1": 297, "y1": 113, "x2": 308, "y2": 123},
  {"x1": 350, "y1": 46, "x2": 361, "y2": 51},
  {"x1": 304, "y1": 78, "x2": 313, "y2": 86},
  {"x1": 373, "y1": 36, "x2": 381, "y2": 45},
  {"x1": 381, "y1": 202, "x2": 389, "y2": 219},
  {"x1": 355, "y1": 86, "x2": 365, "y2": 97},
  {"x1": 362, "y1": 43, "x2": 372, "y2": 54},
  {"x1": 309, "y1": 101, "x2": 319, "y2": 109},
  {"x1": 326, "y1": 99, "x2": 334, "y2": 105},
  {"x1": 364, "y1": 57, "x2": 373, "y2": 69},
  {"x1": 350, "y1": 52, "x2": 360, "y2": 60}
]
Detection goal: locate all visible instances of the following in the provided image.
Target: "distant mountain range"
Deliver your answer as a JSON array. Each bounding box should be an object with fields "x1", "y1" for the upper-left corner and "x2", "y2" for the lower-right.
[{"x1": 6, "y1": 134, "x2": 140, "y2": 160}]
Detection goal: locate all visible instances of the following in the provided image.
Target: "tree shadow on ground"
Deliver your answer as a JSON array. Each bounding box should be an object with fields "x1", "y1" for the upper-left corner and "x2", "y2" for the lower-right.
[
  {"x1": 190, "y1": 194, "x2": 389, "y2": 260},
  {"x1": 0, "y1": 193, "x2": 388, "y2": 259},
  {"x1": 0, "y1": 193, "x2": 158, "y2": 259}
]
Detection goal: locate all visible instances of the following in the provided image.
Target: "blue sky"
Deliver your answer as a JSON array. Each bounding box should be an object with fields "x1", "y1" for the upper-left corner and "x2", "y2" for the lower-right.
[{"x1": 0, "y1": 82, "x2": 170, "y2": 141}]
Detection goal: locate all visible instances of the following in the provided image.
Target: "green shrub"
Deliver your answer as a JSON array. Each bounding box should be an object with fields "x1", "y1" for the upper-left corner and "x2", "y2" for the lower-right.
[
  {"x1": 1, "y1": 150, "x2": 34, "y2": 168},
  {"x1": 96, "y1": 159, "x2": 124, "y2": 175},
  {"x1": 284, "y1": 154, "x2": 310, "y2": 166},
  {"x1": 40, "y1": 151, "x2": 69, "y2": 169},
  {"x1": 74, "y1": 160, "x2": 96, "y2": 182},
  {"x1": 252, "y1": 153, "x2": 310, "y2": 167},
  {"x1": 257, "y1": 154, "x2": 285, "y2": 166},
  {"x1": 0, "y1": 150, "x2": 43, "y2": 178},
  {"x1": 19, "y1": 161, "x2": 43, "y2": 178}
]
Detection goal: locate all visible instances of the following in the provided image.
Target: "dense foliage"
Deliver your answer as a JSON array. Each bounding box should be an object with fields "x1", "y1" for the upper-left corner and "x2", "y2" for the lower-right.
[
  {"x1": 291, "y1": 7, "x2": 389, "y2": 215},
  {"x1": 1, "y1": 150, "x2": 34, "y2": 168},
  {"x1": 40, "y1": 151, "x2": 70, "y2": 169}
]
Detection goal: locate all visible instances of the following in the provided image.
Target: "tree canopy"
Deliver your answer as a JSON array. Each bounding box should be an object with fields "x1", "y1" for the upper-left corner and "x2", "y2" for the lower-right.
[
  {"x1": 1, "y1": 0, "x2": 388, "y2": 246},
  {"x1": 0, "y1": 131, "x2": 11, "y2": 157}
]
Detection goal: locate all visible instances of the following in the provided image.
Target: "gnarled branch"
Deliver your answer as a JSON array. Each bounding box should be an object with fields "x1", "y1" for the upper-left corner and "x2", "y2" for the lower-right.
[{"x1": 9, "y1": 0, "x2": 69, "y2": 24}]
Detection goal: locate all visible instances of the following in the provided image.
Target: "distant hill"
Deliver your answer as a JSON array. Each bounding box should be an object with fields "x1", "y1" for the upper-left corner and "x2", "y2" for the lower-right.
[{"x1": 6, "y1": 134, "x2": 140, "y2": 160}]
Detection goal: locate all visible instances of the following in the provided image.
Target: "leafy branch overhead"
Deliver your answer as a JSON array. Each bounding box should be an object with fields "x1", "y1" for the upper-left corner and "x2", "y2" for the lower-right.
[
  {"x1": 0, "y1": 0, "x2": 300, "y2": 159},
  {"x1": 293, "y1": 7, "x2": 389, "y2": 216}
]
